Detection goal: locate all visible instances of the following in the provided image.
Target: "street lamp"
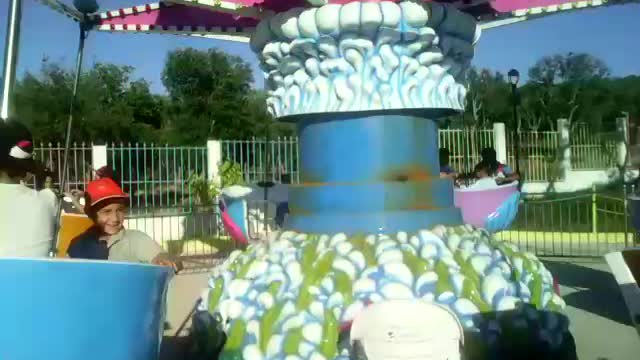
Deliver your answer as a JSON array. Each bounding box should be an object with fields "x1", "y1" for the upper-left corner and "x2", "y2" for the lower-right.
[
  {"x1": 50, "y1": 0, "x2": 99, "y2": 256},
  {"x1": 508, "y1": 69, "x2": 521, "y2": 175}
]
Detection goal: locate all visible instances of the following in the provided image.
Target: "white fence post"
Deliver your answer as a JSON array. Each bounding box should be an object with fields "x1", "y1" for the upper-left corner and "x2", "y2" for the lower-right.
[
  {"x1": 493, "y1": 122, "x2": 507, "y2": 164},
  {"x1": 91, "y1": 144, "x2": 108, "y2": 172},
  {"x1": 557, "y1": 119, "x2": 571, "y2": 180},
  {"x1": 207, "y1": 140, "x2": 223, "y2": 183},
  {"x1": 616, "y1": 116, "x2": 629, "y2": 168}
]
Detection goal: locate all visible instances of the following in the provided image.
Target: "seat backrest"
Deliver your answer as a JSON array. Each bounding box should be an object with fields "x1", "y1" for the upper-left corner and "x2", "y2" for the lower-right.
[
  {"x1": 350, "y1": 300, "x2": 464, "y2": 360},
  {"x1": 57, "y1": 213, "x2": 94, "y2": 257}
]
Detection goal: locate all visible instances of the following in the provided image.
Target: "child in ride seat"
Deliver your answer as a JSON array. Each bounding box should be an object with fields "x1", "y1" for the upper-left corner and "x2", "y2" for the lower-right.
[
  {"x1": 67, "y1": 177, "x2": 181, "y2": 271},
  {"x1": 478, "y1": 147, "x2": 520, "y2": 184},
  {"x1": 471, "y1": 161, "x2": 499, "y2": 190},
  {"x1": 0, "y1": 120, "x2": 55, "y2": 257}
]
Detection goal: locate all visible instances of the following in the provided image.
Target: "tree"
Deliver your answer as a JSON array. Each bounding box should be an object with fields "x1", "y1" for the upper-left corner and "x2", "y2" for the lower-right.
[
  {"x1": 162, "y1": 48, "x2": 254, "y2": 143},
  {"x1": 526, "y1": 52, "x2": 610, "y2": 130},
  {"x1": 161, "y1": 48, "x2": 294, "y2": 144},
  {"x1": 463, "y1": 67, "x2": 511, "y2": 129},
  {"x1": 14, "y1": 59, "x2": 163, "y2": 144}
]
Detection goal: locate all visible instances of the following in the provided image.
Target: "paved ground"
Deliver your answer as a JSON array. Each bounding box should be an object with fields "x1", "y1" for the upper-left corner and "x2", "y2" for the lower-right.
[
  {"x1": 158, "y1": 257, "x2": 640, "y2": 359},
  {"x1": 160, "y1": 270, "x2": 210, "y2": 360},
  {"x1": 542, "y1": 257, "x2": 640, "y2": 360}
]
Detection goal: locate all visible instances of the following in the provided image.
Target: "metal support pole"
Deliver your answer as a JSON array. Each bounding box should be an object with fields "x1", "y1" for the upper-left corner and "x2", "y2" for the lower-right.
[
  {"x1": 49, "y1": 22, "x2": 88, "y2": 256},
  {"x1": 1, "y1": 0, "x2": 22, "y2": 121},
  {"x1": 511, "y1": 84, "x2": 521, "y2": 175}
]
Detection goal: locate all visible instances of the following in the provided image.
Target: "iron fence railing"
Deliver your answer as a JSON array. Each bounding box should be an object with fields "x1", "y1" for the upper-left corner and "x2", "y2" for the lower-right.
[
  {"x1": 507, "y1": 130, "x2": 559, "y2": 182},
  {"x1": 33, "y1": 142, "x2": 93, "y2": 192},
  {"x1": 495, "y1": 186, "x2": 634, "y2": 257},
  {"x1": 221, "y1": 137, "x2": 300, "y2": 184},
  {"x1": 571, "y1": 125, "x2": 618, "y2": 170},
  {"x1": 107, "y1": 143, "x2": 208, "y2": 214},
  {"x1": 438, "y1": 128, "x2": 494, "y2": 174}
]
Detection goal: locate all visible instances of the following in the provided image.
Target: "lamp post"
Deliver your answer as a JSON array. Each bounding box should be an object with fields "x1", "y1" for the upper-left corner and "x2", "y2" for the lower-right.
[
  {"x1": 1, "y1": 0, "x2": 22, "y2": 121},
  {"x1": 50, "y1": 0, "x2": 99, "y2": 256},
  {"x1": 508, "y1": 69, "x2": 521, "y2": 175}
]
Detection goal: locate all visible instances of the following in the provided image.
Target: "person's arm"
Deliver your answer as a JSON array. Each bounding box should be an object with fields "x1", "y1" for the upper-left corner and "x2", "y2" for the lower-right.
[
  {"x1": 131, "y1": 231, "x2": 182, "y2": 272},
  {"x1": 497, "y1": 165, "x2": 520, "y2": 184}
]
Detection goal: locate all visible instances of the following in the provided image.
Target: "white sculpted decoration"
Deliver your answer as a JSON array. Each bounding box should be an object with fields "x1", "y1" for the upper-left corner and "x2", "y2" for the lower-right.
[{"x1": 250, "y1": 1, "x2": 481, "y2": 118}]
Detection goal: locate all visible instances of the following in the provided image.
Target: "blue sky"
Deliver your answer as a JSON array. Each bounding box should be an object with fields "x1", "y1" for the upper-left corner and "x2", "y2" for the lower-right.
[{"x1": 2, "y1": 0, "x2": 639, "y2": 93}]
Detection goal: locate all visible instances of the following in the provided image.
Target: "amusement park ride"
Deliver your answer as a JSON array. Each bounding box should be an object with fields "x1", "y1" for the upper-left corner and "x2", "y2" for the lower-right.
[{"x1": 1, "y1": 0, "x2": 640, "y2": 359}]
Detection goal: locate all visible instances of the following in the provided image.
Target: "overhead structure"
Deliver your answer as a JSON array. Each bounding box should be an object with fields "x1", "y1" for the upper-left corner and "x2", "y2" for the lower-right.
[{"x1": 37, "y1": 0, "x2": 638, "y2": 40}]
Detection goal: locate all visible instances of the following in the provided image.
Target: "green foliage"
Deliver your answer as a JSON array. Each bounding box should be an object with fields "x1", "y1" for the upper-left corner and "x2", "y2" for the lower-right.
[
  {"x1": 219, "y1": 160, "x2": 244, "y2": 189},
  {"x1": 12, "y1": 50, "x2": 639, "y2": 144},
  {"x1": 14, "y1": 60, "x2": 164, "y2": 144},
  {"x1": 13, "y1": 49, "x2": 292, "y2": 145},
  {"x1": 462, "y1": 53, "x2": 638, "y2": 132},
  {"x1": 161, "y1": 48, "x2": 292, "y2": 143},
  {"x1": 188, "y1": 160, "x2": 245, "y2": 206}
]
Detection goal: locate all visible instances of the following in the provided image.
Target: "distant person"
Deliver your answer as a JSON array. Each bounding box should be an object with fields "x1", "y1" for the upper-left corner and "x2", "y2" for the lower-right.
[
  {"x1": 67, "y1": 177, "x2": 181, "y2": 271},
  {"x1": 95, "y1": 165, "x2": 120, "y2": 186},
  {"x1": 33, "y1": 167, "x2": 58, "y2": 219},
  {"x1": 439, "y1": 148, "x2": 457, "y2": 179},
  {"x1": 478, "y1": 147, "x2": 520, "y2": 184},
  {"x1": 0, "y1": 120, "x2": 55, "y2": 257}
]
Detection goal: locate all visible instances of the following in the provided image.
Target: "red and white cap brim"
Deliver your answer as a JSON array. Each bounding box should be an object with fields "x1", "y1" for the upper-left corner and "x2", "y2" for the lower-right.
[{"x1": 9, "y1": 145, "x2": 33, "y2": 160}]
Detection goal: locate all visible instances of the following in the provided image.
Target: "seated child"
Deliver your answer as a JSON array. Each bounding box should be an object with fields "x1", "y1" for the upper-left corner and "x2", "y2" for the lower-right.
[
  {"x1": 68, "y1": 177, "x2": 180, "y2": 271},
  {"x1": 470, "y1": 162, "x2": 499, "y2": 190},
  {"x1": 439, "y1": 148, "x2": 457, "y2": 179},
  {"x1": 0, "y1": 120, "x2": 55, "y2": 257}
]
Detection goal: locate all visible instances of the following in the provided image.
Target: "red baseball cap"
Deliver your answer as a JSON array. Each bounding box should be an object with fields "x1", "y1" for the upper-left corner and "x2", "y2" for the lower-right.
[{"x1": 84, "y1": 177, "x2": 128, "y2": 208}]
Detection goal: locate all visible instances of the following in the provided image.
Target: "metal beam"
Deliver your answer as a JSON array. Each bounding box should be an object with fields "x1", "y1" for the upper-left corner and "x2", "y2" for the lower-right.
[
  {"x1": 1, "y1": 0, "x2": 22, "y2": 121},
  {"x1": 37, "y1": 0, "x2": 84, "y2": 21}
]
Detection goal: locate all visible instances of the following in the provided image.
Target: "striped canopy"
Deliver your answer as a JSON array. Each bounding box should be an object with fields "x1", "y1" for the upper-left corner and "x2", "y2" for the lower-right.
[{"x1": 38, "y1": 0, "x2": 634, "y2": 42}]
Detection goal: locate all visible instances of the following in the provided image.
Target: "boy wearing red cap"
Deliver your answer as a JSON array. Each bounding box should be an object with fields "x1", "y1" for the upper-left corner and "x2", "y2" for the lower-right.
[
  {"x1": 68, "y1": 177, "x2": 179, "y2": 270},
  {"x1": 0, "y1": 120, "x2": 55, "y2": 257}
]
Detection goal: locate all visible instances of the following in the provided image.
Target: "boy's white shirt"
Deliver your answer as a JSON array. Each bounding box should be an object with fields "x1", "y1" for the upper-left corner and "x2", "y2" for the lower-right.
[{"x1": 0, "y1": 183, "x2": 56, "y2": 257}]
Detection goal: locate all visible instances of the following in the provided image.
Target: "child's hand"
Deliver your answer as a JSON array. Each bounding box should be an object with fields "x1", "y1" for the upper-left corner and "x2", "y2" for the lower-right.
[{"x1": 152, "y1": 254, "x2": 182, "y2": 273}]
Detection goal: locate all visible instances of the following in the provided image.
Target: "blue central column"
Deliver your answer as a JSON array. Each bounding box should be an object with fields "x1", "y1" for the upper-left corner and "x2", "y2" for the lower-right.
[{"x1": 285, "y1": 112, "x2": 462, "y2": 235}]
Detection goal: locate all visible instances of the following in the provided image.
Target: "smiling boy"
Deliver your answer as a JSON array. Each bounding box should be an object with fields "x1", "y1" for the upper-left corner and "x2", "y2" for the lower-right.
[{"x1": 67, "y1": 177, "x2": 179, "y2": 270}]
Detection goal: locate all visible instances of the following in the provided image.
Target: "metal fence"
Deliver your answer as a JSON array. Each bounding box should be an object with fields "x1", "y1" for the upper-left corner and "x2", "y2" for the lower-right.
[
  {"x1": 107, "y1": 143, "x2": 208, "y2": 214},
  {"x1": 439, "y1": 128, "x2": 494, "y2": 174},
  {"x1": 33, "y1": 142, "x2": 93, "y2": 191},
  {"x1": 507, "y1": 130, "x2": 559, "y2": 182},
  {"x1": 495, "y1": 186, "x2": 634, "y2": 256},
  {"x1": 571, "y1": 125, "x2": 618, "y2": 170},
  {"x1": 221, "y1": 137, "x2": 300, "y2": 184}
]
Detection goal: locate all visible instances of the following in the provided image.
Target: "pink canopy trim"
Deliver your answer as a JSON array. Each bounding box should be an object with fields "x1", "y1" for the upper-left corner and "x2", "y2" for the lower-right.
[
  {"x1": 41, "y1": 0, "x2": 632, "y2": 34},
  {"x1": 97, "y1": 4, "x2": 259, "y2": 29}
]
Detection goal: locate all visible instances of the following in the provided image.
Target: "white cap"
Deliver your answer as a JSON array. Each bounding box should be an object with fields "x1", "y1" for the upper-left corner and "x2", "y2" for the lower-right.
[{"x1": 350, "y1": 299, "x2": 464, "y2": 360}]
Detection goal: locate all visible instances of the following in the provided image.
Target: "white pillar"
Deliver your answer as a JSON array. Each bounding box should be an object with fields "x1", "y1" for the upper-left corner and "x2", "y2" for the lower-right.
[
  {"x1": 493, "y1": 122, "x2": 507, "y2": 164},
  {"x1": 616, "y1": 116, "x2": 629, "y2": 168},
  {"x1": 557, "y1": 119, "x2": 571, "y2": 180},
  {"x1": 207, "y1": 140, "x2": 223, "y2": 183},
  {"x1": 91, "y1": 144, "x2": 108, "y2": 172}
]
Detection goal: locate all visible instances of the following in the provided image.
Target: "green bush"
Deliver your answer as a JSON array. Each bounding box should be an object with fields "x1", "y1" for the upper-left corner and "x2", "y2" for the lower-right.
[{"x1": 188, "y1": 160, "x2": 244, "y2": 207}]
